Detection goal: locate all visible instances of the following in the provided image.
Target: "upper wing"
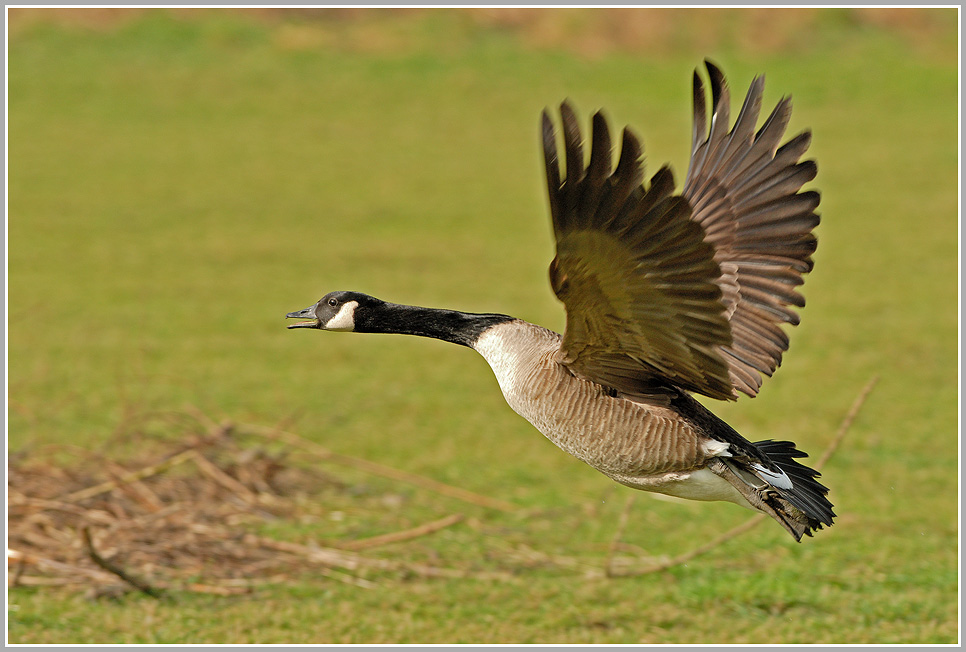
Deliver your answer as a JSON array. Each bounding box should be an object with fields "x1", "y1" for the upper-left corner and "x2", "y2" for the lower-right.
[
  {"x1": 543, "y1": 103, "x2": 738, "y2": 401},
  {"x1": 542, "y1": 63, "x2": 820, "y2": 402},
  {"x1": 684, "y1": 61, "x2": 820, "y2": 397}
]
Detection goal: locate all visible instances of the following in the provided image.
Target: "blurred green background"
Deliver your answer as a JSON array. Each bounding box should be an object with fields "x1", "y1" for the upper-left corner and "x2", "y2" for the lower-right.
[{"x1": 7, "y1": 7, "x2": 959, "y2": 644}]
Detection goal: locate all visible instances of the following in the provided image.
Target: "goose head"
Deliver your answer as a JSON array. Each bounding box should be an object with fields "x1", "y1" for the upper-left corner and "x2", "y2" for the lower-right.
[{"x1": 286, "y1": 291, "x2": 383, "y2": 331}]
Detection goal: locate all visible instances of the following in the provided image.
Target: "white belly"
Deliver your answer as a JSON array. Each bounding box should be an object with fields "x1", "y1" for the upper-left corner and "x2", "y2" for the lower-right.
[{"x1": 610, "y1": 467, "x2": 753, "y2": 507}]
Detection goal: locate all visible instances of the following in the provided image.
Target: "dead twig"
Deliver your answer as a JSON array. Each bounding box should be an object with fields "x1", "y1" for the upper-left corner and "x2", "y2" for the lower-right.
[
  {"x1": 245, "y1": 532, "x2": 511, "y2": 581},
  {"x1": 814, "y1": 375, "x2": 879, "y2": 471},
  {"x1": 104, "y1": 460, "x2": 166, "y2": 512},
  {"x1": 8, "y1": 548, "x2": 115, "y2": 583},
  {"x1": 604, "y1": 495, "x2": 635, "y2": 577},
  {"x1": 338, "y1": 513, "x2": 464, "y2": 551},
  {"x1": 9, "y1": 497, "x2": 117, "y2": 525},
  {"x1": 172, "y1": 582, "x2": 253, "y2": 596},
  {"x1": 81, "y1": 527, "x2": 164, "y2": 599},
  {"x1": 606, "y1": 375, "x2": 878, "y2": 578},
  {"x1": 239, "y1": 533, "x2": 371, "y2": 572},
  {"x1": 59, "y1": 448, "x2": 197, "y2": 504},
  {"x1": 11, "y1": 575, "x2": 91, "y2": 587},
  {"x1": 489, "y1": 540, "x2": 601, "y2": 575},
  {"x1": 173, "y1": 523, "x2": 377, "y2": 588},
  {"x1": 311, "y1": 568, "x2": 380, "y2": 589},
  {"x1": 611, "y1": 514, "x2": 769, "y2": 578},
  {"x1": 188, "y1": 451, "x2": 260, "y2": 504}
]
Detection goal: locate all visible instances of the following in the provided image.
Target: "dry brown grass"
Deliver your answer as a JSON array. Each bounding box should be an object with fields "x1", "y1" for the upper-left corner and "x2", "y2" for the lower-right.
[
  {"x1": 7, "y1": 7, "x2": 957, "y2": 58},
  {"x1": 8, "y1": 411, "x2": 512, "y2": 599}
]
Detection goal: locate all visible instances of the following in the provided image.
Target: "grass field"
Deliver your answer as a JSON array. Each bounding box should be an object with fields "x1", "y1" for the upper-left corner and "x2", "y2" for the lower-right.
[{"x1": 7, "y1": 7, "x2": 960, "y2": 644}]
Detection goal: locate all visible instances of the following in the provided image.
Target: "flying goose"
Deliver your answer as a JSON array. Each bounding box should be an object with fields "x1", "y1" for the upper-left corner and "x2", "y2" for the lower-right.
[{"x1": 287, "y1": 62, "x2": 833, "y2": 541}]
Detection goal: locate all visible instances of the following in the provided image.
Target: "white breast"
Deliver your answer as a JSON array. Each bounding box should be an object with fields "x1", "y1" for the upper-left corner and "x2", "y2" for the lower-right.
[{"x1": 472, "y1": 321, "x2": 561, "y2": 417}]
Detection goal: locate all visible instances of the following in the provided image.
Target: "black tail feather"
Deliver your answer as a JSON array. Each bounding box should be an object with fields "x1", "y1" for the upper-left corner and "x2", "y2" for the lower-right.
[{"x1": 754, "y1": 439, "x2": 835, "y2": 533}]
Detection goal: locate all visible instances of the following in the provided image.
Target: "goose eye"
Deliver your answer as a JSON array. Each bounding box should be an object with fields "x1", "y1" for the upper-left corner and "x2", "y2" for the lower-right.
[{"x1": 327, "y1": 298, "x2": 339, "y2": 308}]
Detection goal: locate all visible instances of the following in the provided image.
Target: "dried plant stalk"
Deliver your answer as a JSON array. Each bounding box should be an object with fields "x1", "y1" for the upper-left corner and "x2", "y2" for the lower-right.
[
  {"x1": 81, "y1": 527, "x2": 163, "y2": 599},
  {"x1": 59, "y1": 448, "x2": 197, "y2": 503},
  {"x1": 338, "y1": 513, "x2": 464, "y2": 551}
]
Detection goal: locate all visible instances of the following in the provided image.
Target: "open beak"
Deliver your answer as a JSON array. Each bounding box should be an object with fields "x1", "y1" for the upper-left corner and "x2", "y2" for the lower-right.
[{"x1": 286, "y1": 306, "x2": 321, "y2": 329}]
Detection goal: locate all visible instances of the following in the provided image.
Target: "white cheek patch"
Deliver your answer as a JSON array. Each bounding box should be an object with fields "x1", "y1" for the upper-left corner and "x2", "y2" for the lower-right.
[{"x1": 324, "y1": 300, "x2": 359, "y2": 331}]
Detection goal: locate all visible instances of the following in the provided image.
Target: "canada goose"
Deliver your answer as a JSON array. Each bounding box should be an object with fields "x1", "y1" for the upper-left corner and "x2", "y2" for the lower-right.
[{"x1": 287, "y1": 61, "x2": 833, "y2": 541}]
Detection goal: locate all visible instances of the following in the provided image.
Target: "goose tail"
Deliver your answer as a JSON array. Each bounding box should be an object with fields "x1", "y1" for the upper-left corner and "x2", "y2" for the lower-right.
[
  {"x1": 754, "y1": 439, "x2": 835, "y2": 534},
  {"x1": 710, "y1": 439, "x2": 835, "y2": 541}
]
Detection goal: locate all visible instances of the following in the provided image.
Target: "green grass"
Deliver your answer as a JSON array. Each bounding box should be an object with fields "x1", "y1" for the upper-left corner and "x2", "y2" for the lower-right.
[{"x1": 7, "y1": 8, "x2": 959, "y2": 644}]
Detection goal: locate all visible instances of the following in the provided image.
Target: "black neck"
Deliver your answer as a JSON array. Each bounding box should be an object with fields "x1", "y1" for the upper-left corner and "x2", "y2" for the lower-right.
[{"x1": 356, "y1": 303, "x2": 515, "y2": 347}]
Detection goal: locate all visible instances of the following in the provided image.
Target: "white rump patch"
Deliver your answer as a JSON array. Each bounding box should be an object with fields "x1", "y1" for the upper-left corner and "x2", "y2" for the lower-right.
[
  {"x1": 703, "y1": 440, "x2": 732, "y2": 457},
  {"x1": 324, "y1": 300, "x2": 359, "y2": 331},
  {"x1": 750, "y1": 462, "x2": 793, "y2": 490}
]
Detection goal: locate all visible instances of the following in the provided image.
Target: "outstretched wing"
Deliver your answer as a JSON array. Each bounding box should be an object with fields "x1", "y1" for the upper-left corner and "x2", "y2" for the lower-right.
[
  {"x1": 543, "y1": 104, "x2": 737, "y2": 401},
  {"x1": 684, "y1": 61, "x2": 820, "y2": 397},
  {"x1": 542, "y1": 63, "x2": 820, "y2": 401}
]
